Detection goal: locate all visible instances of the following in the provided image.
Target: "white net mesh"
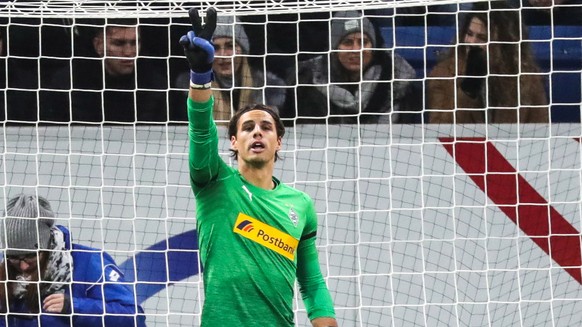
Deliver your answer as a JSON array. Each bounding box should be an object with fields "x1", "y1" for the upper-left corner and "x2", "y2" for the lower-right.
[{"x1": 1, "y1": 0, "x2": 581, "y2": 326}]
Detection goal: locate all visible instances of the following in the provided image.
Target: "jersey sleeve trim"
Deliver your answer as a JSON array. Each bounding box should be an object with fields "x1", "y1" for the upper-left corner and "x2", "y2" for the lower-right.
[{"x1": 301, "y1": 231, "x2": 316, "y2": 241}]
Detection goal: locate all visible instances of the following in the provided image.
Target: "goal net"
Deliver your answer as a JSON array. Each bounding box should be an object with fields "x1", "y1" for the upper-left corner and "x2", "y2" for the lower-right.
[{"x1": 1, "y1": 0, "x2": 581, "y2": 326}]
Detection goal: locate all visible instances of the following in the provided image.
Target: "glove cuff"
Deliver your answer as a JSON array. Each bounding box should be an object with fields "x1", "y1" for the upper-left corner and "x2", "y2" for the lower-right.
[{"x1": 190, "y1": 70, "x2": 214, "y2": 87}]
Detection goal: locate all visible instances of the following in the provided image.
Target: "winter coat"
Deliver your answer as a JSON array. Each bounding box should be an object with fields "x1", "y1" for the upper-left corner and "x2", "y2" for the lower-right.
[
  {"x1": 283, "y1": 50, "x2": 421, "y2": 124},
  {"x1": 0, "y1": 226, "x2": 146, "y2": 327},
  {"x1": 41, "y1": 59, "x2": 167, "y2": 122},
  {"x1": 427, "y1": 52, "x2": 549, "y2": 124}
]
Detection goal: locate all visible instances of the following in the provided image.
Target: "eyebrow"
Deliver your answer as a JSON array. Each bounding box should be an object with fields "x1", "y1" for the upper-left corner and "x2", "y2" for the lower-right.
[
  {"x1": 240, "y1": 119, "x2": 274, "y2": 128},
  {"x1": 7, "y1": 253, "x2": 37, "y2": 259}
]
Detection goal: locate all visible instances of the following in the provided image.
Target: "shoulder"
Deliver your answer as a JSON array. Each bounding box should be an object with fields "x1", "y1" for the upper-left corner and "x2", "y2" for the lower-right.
[
  {"x1": 297, "y1": 56, "x2": 328, "y2": 85},
  {"x1": 297, "y1": 56, "x2": 325, "y2": 74},
  {"x1": 71, "y1": 244, "x2": 123, "y2": 281},
  {"x1": 429, "y1": 53, "x2": 459, "y2": 78},
  {"x1": 56, "y1": 225, "x2": 73, "y2": 249},
  {"x1": 299, "y1": 56, "x2": 325, "y2": 71},
  {"x1": 277, "y1": 183, "x2": 314, "y2": 207},
  {"x1": 71, "y1": 244, "x2": 115, "y2": 265},
  {"x1": 195, "y1": 163, "x2": 238, "y2": 191},
  {"x1": 265, "y1": 71, "x2": 285, "y2": 86},
  {"x1": 390, "y1": 51, "x2": 416, "y2": 79}
]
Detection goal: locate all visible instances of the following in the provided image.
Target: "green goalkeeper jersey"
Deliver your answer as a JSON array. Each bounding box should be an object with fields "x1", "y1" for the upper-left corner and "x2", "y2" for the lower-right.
[{"x1": 187, "y1": 97, "x2": 335, "y2": 327}]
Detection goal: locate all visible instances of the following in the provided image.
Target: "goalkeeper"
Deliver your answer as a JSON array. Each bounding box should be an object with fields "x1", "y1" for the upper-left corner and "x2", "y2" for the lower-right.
[{"x1": 179, "y1": 7, "x2": 338, "y2": 327}]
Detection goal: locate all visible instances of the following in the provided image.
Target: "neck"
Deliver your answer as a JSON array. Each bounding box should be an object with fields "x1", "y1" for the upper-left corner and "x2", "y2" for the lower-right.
[
  {"x1": 347, "y1": 71, "x2": 361, "y2": 82},
  {"x1": 238, "y1": 161, "x2": 275, "y2": 190}
]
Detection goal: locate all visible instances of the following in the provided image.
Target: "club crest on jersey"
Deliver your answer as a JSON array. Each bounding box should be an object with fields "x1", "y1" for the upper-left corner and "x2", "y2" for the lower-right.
[{"x1": 288, "y1": 207, "x2": 298, "y2": 227}]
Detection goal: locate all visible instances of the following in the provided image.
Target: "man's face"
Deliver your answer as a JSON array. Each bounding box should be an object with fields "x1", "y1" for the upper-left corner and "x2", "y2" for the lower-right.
[
  {"x1": 212, "y1": 37, "x2": 243, "y2": 79},
  {"x1": 464, "y1": 17, "x2": 488, "y2": 50},
  {"x1": 230, "y1": 110, "x2": 281, "y2": 167},
  {"x1": 337, "y1": 32, "x2": 373, "y2": 74},
  {"x1": 94, "y1": 26, "x2": 139, "y2": 77}
]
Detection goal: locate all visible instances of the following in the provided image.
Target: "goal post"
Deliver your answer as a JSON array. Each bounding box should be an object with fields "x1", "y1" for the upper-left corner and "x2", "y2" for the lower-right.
[{"x1": 1, "y1": 1, "x2": 581, "y2": 326}]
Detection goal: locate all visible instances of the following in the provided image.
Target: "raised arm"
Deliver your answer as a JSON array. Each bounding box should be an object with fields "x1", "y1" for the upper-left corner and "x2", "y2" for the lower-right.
[{"x1": 179, "y1": 8, "x2": 223, "y2": 188}]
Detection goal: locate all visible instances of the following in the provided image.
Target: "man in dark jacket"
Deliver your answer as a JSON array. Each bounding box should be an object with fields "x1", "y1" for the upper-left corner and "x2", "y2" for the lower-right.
[
  {"x1": 283, "y1": 11, "x2": 421, "y2": 124},
  {"x1": 42, "y1": 19, "x2": 167, "y2": 123}
]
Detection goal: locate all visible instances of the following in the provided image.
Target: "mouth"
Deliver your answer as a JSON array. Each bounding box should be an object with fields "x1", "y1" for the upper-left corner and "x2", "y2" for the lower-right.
[
  {"x1": 249, "y1": 141, "x2": 265, "y2": 152},
  {"x1": 118, "y1": 60, "x2": 135, "y2": 67}
]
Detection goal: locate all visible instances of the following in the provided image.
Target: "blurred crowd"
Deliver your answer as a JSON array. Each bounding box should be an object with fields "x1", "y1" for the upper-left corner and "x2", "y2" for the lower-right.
[{"x1": 0, "y1": 0, "x2": 580, "y2": 124}]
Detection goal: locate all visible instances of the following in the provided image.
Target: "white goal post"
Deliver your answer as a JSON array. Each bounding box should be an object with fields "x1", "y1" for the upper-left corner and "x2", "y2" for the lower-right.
[
  {"x1": 0, "y1": 0, "x2": 478, "y2": 18},
  {"x1": 1, "y1": 0, "x2": 581, "y2": 326}
]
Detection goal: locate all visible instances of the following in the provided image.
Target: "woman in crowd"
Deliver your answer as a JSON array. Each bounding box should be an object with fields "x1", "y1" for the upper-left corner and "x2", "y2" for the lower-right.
[
  {"x1": 173, "y1": 15, "x2": 286, "y2": 121},
  {"x1": 427, "y1": 2, "x2": 548, "y2": 124}
]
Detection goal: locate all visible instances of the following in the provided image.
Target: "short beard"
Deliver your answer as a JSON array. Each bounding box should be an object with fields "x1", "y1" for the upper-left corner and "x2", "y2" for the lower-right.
[{"x1": 241, "y1": 156, "x2": 269, "y2": 169}]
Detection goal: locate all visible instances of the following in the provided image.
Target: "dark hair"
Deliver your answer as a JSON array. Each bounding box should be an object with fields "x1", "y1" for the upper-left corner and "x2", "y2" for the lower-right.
[
  {"x1": 0, "y1": 251, "x2": 50, "y2": 313},
  {"x1": 459, "y1": 2, "x2": 527, "y2": 47},
  {"x1": 228, "y1": 104, "x2": 285, "y2": 161},
  {"x1": 89, "y1": 18, "x2": 139, "y2": 40},
  {"x1": 457, "y1": 3, "x2": 539, "y2": 94}
]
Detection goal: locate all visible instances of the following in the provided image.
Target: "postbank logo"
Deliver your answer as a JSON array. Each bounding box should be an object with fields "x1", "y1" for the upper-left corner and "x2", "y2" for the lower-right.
[{"x1": 234, "y1": 213, "x2": 299, "y2": 261}]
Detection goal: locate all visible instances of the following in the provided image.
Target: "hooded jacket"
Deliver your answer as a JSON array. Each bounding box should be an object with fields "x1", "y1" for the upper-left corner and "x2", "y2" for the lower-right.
[{"x1": 1, "y1": 225, "x2": 146, "y2": 327}]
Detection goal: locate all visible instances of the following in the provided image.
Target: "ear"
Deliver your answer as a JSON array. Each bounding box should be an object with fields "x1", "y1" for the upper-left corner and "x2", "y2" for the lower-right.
[
  {"x1": 93, "y1": 32, "x2": 105, "y2": 57},
  {"x1": 276, "y1": 136, "x2": 282, "y2": 151},
  {"x1": 230, "y1": 135, "x2": 238, "y2": 151}
]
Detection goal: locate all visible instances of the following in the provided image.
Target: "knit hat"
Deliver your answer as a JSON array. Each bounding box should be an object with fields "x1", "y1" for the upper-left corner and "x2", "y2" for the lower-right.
[
  {"x1": 331, "y1": 11, "x2": 376, "y2": 50},
  {"x1": 213, "y1": 15, "x2": 250, "y2": 54},
  {"x1": 2, "y1": 194, "x2": 55, "y2": 256}
]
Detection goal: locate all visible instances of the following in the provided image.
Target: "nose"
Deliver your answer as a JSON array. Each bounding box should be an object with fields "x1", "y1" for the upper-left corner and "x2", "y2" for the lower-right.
[
  {"x1": 465, "y1": 35, "x2": 476, "y2": 44},
  {"x1": 252, "y1": 126, "x2": 263, "y2": 137},
  {"x1": 19, "y1": 261, "x2": 31, "y2": 271},
  {"x1": 216, "y1": 47, "x2": 228, "y2": 56},
  {"x1": 122, "y1": 43, "x2": 137, "y2": 57},
  {"x1": 125, "y1": 46, "x2": 136, "y2": 57}
]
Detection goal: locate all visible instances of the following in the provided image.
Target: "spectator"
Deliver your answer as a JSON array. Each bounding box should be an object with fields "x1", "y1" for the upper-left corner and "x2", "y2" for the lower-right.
[
  {"x1": 172, "y1": 15, "x2": 286, "y2": 121},
  {"x1": 427, "y1": 2, "x2": 549, "y2": 123},
  {"x1": 0, "y1": 194, "x2": 146, "y2": 326},
  {"x1": 42, "y1": 19, "x2": 168, "y2": 122},
  {"x1": 283, "y1": 10, "x2": 421, "y2": 124}
]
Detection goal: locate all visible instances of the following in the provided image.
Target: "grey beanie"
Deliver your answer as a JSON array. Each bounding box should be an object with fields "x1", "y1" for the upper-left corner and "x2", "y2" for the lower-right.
[
  {"x1": 213, "y1": 15, "x2": 250, "y2": 54},
  {"x1": 2, "y1": 194, "x2": 55, "y2": 256},
  {"x1": 331, "y1": 11, "x2": 376, "y2": 49}
]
